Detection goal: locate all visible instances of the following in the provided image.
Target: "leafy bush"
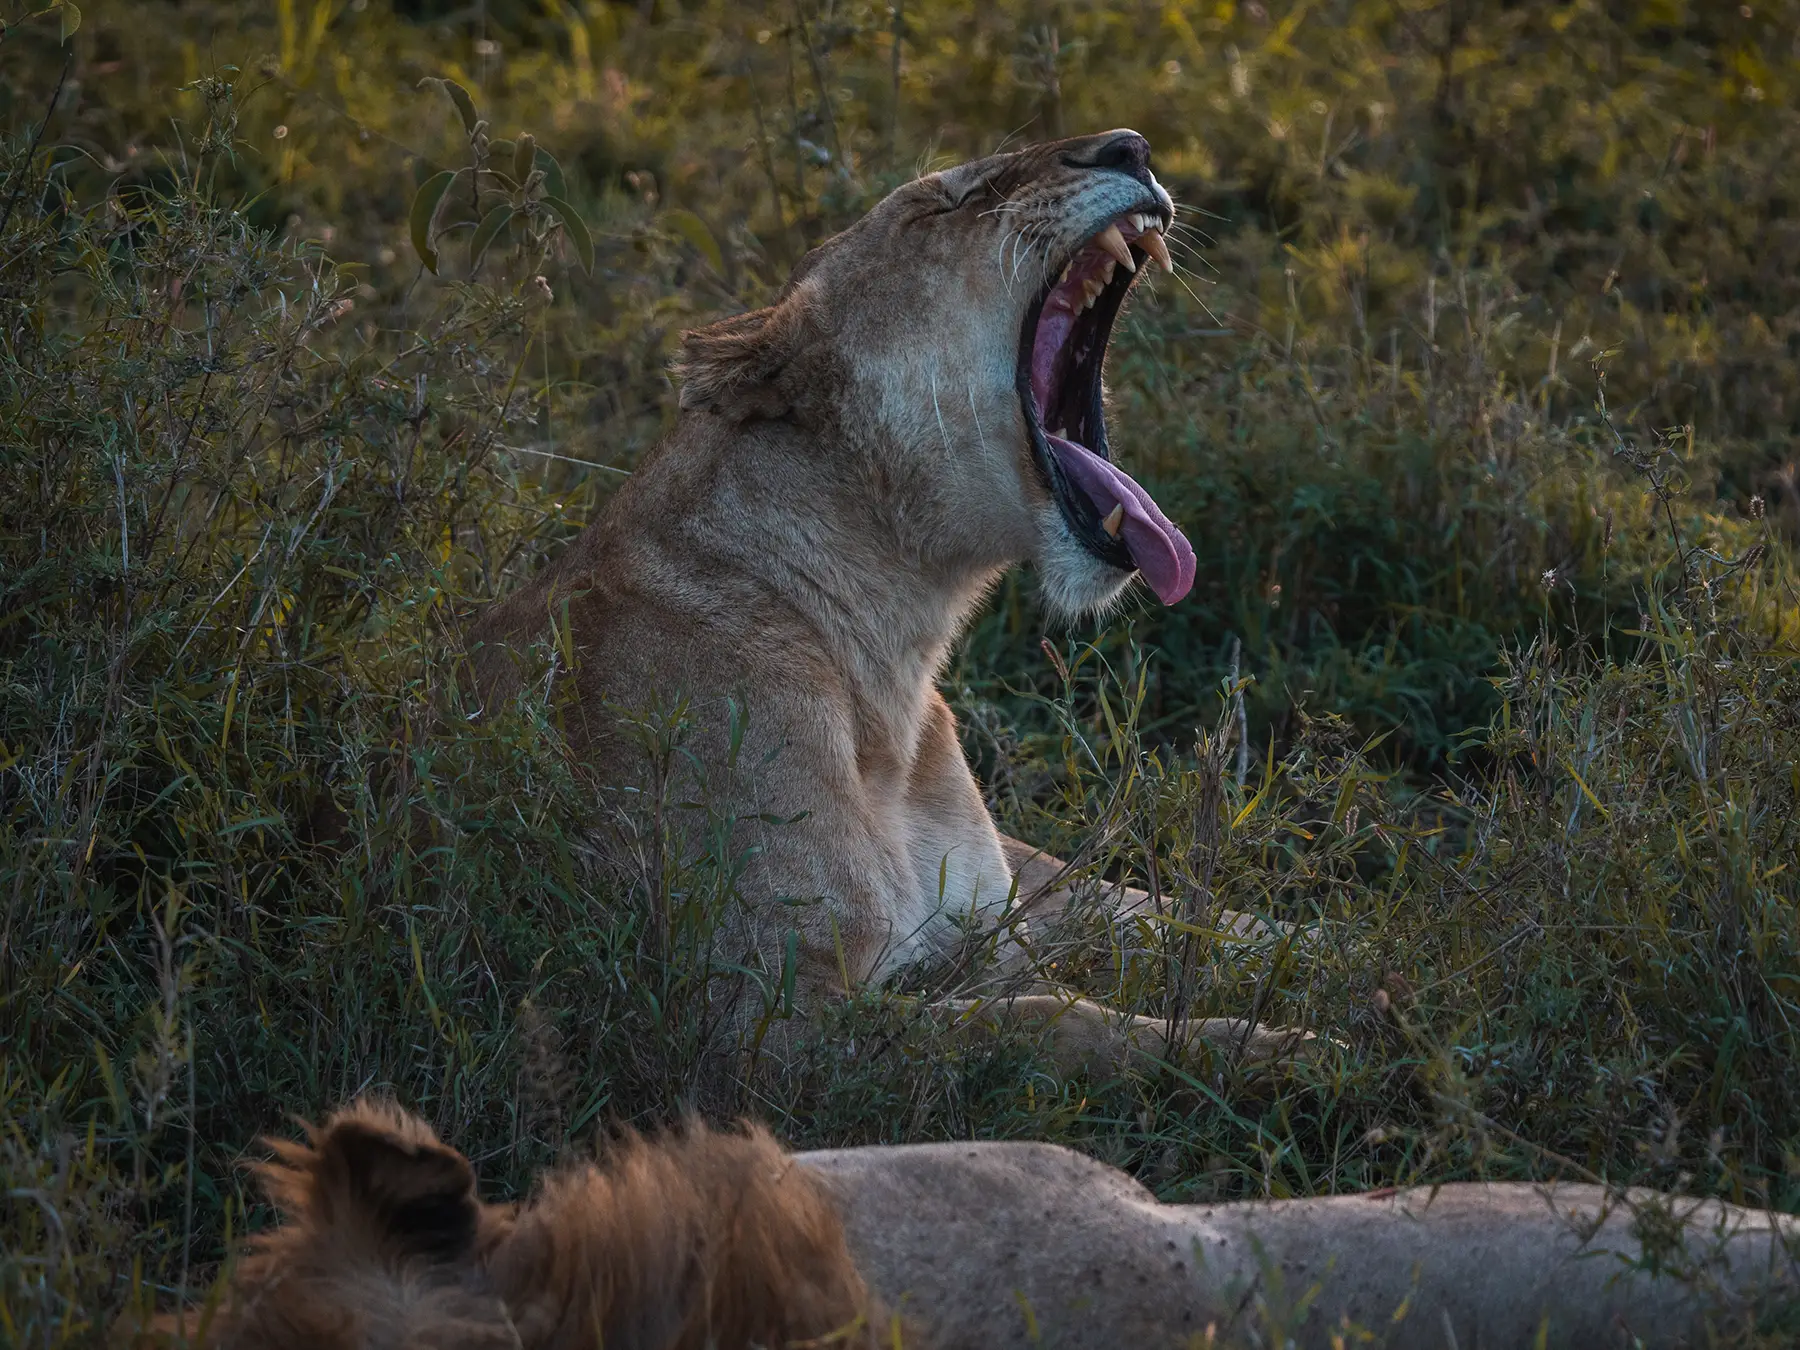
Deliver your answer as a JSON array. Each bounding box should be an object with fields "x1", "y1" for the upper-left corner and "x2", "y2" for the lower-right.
[{"x1": 3, "y1": 1, "x2": 1800, "y2": 1344}]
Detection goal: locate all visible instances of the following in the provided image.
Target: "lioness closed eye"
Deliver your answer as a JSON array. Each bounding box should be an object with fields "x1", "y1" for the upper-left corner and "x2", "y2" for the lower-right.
[{"x1": 469, "y1": 130, "x2": 1309, "y2": 1074}]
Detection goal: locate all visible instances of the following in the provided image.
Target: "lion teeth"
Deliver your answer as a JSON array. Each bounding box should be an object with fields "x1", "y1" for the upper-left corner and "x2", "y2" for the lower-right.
[
  {"x1": 1095, "y1": 224, "x2": 1135, "y2": 272},
  {"x1": 1051, "y1": 425, "x2": 1067, "y2": 438},
  {"x1": 1100, "y1": 258, "x2": 1117, "y2": 285},
  {"x1": 1080, "y1": 277, "x2": 1102, "y2": 309},
  {"x1": 1101, "y1": 503, "x2": 1125, "y2": 537},
  {"x1": 1060, "y1": 262, "x2": 1072, "y2": 283},
  {"x1": 1140, "y1": 227, "x2": 1172, "y2": 273}
]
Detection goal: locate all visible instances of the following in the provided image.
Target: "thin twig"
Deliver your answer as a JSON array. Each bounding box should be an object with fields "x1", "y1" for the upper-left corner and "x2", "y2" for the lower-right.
[
  {"x1": 886, "y1": 0, "x2": 904, "y2": 169},
  {"x1": 746, "y1": 62, "x2": 796, "y2": 264},
  {"x1": 792, "y1": 2, "x2": 842, "y2": 168},
  {"x1": 0, "y1": 55, "x2": 72, "y2": 247}
]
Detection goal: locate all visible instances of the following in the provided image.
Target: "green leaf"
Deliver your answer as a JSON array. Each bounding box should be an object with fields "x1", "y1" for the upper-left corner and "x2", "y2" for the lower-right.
[
  {"x1": 59, "y1": 0, "x2": 80, "y2": 41},
  {"x1": 663, "y1": 207, "x2": 724, "y2": 276},
  {"x1": 496, "y1": 142, "x2": 566, "y2": 198},
  {"x1": 512, "y1": 132, "x2": 536, "y2": 186},
  {"x1": 533, "y1": 148, "x2": 567, "y2": 201},
  {"x1": 778, "y1": 928, "x2": 799, "y2": 1016},
  {"x1": 408, "y1": 169, "x2": 456, "y2": 275},
  {"x1": 443, "y1": 79, "x2": 480, "y2": 135},
  {"x1": 418, "y1": 76, "x2": 479, "y2": 135},
  {"x1": 540, "y1": 194, "x2": 593, "y2": 275},
  {"x1": 468, "y1": 202, "x2": 515, "y2": 275}
]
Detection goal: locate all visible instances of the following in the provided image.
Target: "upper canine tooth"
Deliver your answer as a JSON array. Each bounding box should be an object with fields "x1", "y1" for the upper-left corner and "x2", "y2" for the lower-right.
[
  {"x1": 1095, "y1": 223, "x2": 1135, "y2": 271},
  {"x1": 1101, "y1": 503, "x2": 1125, "y2": 537},
  {"x1": 1141, "y1": 227, "x2": 1173, "y2": 273}
]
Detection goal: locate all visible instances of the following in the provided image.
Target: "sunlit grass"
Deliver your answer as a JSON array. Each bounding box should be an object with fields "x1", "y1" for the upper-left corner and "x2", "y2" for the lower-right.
[{"x1": 4, "y1": 2, "x2": 1800, "y2": 1343}]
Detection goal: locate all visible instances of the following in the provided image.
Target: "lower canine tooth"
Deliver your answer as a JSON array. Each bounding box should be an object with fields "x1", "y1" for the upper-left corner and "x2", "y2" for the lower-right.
[{"x1": 1101, "y1": 503, "x2": 1125, "y2": 537}]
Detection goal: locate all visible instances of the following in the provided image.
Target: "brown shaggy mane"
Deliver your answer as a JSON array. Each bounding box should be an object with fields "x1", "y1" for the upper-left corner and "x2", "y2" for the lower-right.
[{"x1": 123, "y1": 1099, "x2": 891, "y2": 1350}]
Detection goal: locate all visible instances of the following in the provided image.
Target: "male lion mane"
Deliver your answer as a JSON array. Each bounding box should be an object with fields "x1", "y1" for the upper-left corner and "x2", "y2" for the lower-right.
[{"x1": 123, "y1": 1098, "x2": 892, "y2": 1350}]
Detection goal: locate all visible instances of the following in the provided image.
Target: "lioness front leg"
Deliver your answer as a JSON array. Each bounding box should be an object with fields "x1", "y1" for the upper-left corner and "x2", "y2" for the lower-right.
[
  {"x1": 895, "y1": 703, "x2": 1314, "y2": 1077},
  {"x1": 999, "y1": 833, "x2": 1294, "y2": 944},
  {"x1": 940, "y1": 991, "x2": 1315, "y2": 1080},
  {"x1": 976, "y1": 836, "x2": 1318, "y2": 1076}
]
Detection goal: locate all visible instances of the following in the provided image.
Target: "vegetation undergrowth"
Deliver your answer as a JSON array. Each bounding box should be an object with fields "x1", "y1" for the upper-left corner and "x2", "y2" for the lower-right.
[{"x1": 3, "y1": 1, "x2": 1800, "y2": 1344}]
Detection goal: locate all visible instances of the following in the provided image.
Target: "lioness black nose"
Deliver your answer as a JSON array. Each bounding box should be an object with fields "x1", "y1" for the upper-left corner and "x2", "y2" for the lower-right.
[{"x1": 1092, "y1": 131, "x2": 1151, "y2": 172}]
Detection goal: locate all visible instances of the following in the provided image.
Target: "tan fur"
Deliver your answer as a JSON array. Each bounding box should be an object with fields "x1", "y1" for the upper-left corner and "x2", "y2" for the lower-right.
[
  {"x1": 467, "y1": 130, "x2": 1307, "y2": 1075},
  {"x1": 125, "y1": 1100, "x2": 886, "y2": 1350},
  {"x1": 121, "y1": 1105, "x2": 1800, "y2": 1350},
  {"x1": 802, "y1": 1141, "x2": 1800, "y2": 1349}
]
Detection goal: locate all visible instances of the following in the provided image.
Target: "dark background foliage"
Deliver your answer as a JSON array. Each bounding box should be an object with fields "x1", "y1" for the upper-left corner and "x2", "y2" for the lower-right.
[{"x1": 3, "y1": 1, "x2": 1798, "y2": 1342}]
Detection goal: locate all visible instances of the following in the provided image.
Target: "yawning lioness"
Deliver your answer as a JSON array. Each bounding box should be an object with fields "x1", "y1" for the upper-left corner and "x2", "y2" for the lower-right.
[{"x1": 469, "y1": 131, "x2": 1305, "y2": 1073}]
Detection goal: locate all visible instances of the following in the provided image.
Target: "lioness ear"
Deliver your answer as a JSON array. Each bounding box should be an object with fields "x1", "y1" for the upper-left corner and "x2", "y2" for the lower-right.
[
  {"x1": 675, "y1": 294, "x2": 809, "y2": 417},
  {"x1": 265, "y1": 1100, "x2": 481, "y2": 1264}
]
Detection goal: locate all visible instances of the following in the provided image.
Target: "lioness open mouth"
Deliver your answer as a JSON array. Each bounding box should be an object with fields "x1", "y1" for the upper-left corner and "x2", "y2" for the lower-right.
[{"x1": 1018, "y1": 210, "x2": 1197, "y2": 605}]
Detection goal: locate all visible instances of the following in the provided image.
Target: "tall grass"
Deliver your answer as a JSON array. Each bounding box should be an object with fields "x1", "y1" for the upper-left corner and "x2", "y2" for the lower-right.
[{"x1": 3, "y1": 2, "x2": 1800, "y2": 1344}]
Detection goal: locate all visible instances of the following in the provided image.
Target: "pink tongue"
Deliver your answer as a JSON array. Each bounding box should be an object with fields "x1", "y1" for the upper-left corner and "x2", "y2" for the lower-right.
[{"x1": 1046, "y1": 433, "x2": 1196, "y2": 604}]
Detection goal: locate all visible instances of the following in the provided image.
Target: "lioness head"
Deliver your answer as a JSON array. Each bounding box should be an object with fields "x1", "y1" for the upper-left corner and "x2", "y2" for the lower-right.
[{"x1": 678, "y1": 130, "x2": 1194, "y2": 620}]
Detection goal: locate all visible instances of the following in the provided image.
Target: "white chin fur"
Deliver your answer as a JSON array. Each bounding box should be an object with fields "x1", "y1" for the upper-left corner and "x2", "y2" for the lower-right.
[{"x1": 1034, "y1": 503, "x2": 1135, "y2": 622}]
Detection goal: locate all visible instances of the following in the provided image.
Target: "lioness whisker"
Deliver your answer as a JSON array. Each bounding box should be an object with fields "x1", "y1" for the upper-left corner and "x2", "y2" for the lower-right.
[
  {"x1": 1165, "y1": 262, "x2": 1222, "y2": 320},
  {"x1": 1005, "y1": 225, "x2": 1032, "y2": 290},
  {"x1": 1006, "y1": 225, "x2": 1032, "y2": 288},
  {"x1": 1008, "y1": 225, "x2": 1036, "y2": 289},
  {"x1": 1165, "y1": 222, "x2": 1214, "y2": 249},
  {"x1": 1171, "y1": 197, "x2": 1229, "y2": 223},
  {"x1": 929, "y1": 368, "x2": 955, "y2": 456},
  {"x1": 1019, "y1": 221, "x2": 1054, "y2": 287},
  {"x1": 966, "y1": 378, "x2": 990, "y2": 457}
]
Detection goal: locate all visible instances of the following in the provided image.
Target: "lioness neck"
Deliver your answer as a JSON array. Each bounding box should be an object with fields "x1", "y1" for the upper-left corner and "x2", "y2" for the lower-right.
[{"x1": 622, "y1": 412, "x2": 1017, "y2": 744}]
